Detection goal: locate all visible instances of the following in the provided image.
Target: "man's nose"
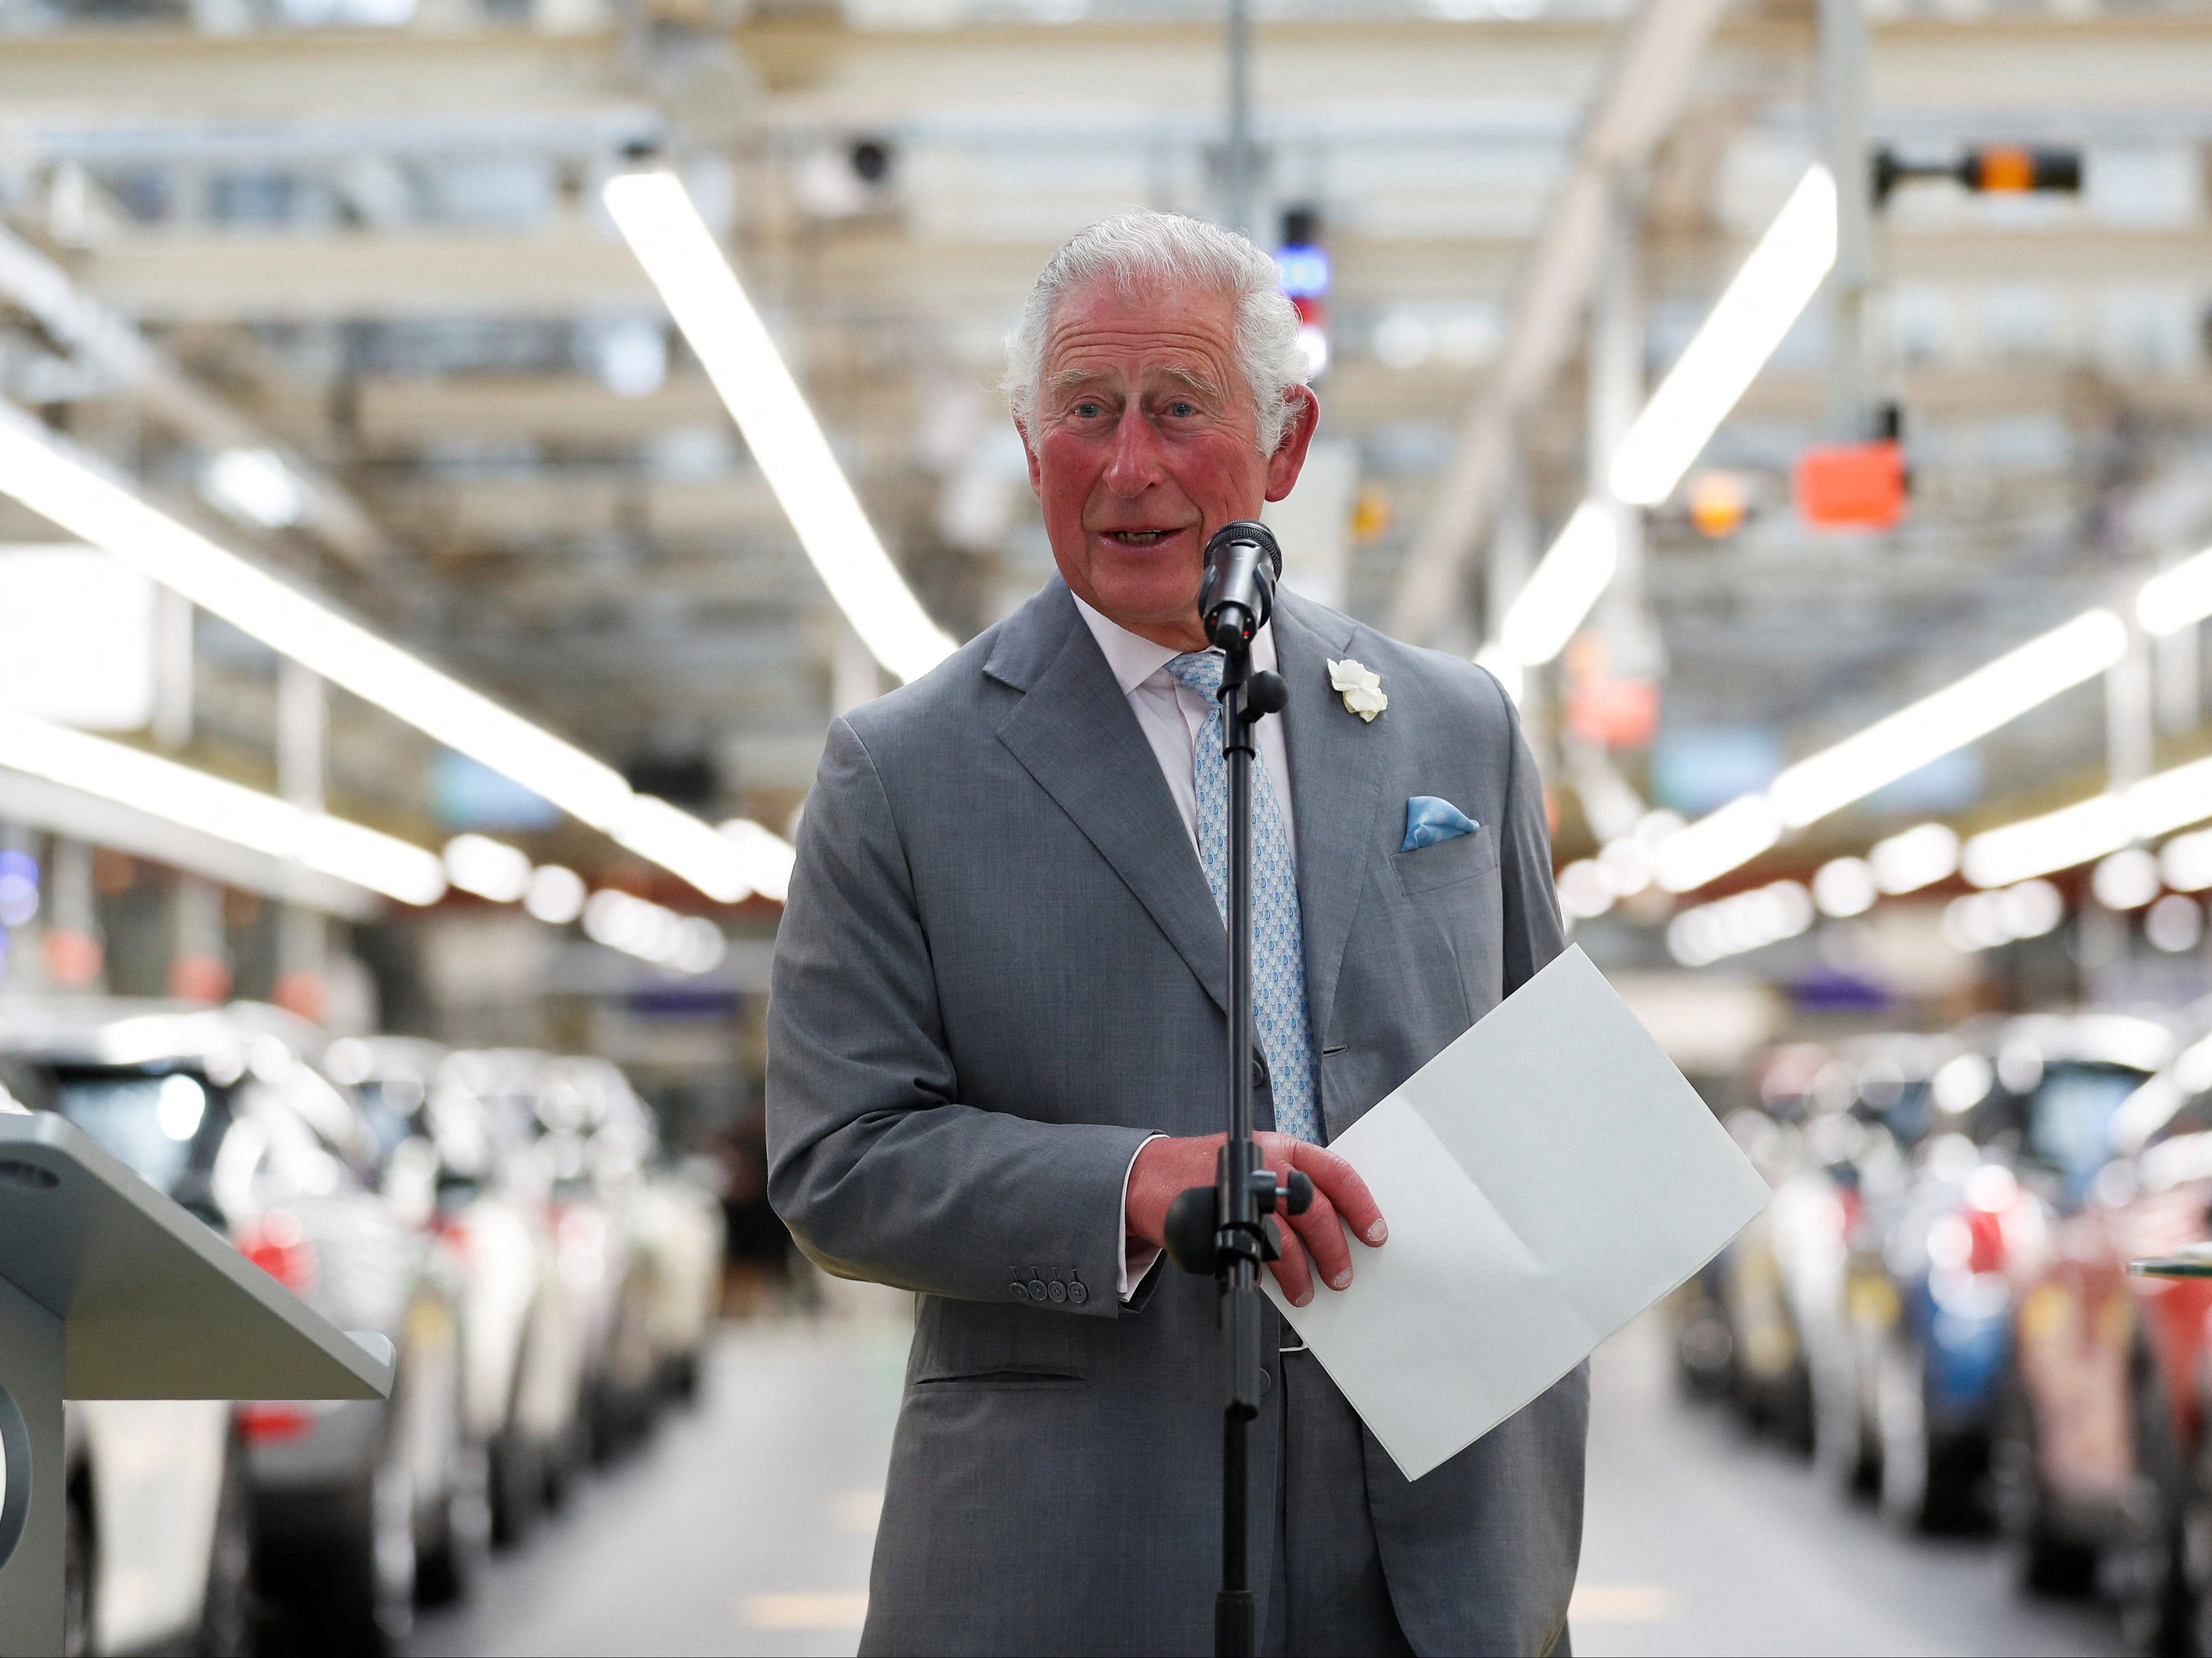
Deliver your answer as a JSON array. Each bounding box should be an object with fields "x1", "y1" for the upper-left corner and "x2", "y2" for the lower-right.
[{"x1": 1102, "y1": 406, "x2": 1164, "y2": 496}]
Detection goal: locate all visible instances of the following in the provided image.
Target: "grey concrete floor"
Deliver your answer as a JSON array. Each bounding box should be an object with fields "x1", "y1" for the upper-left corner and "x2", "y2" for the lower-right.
[{"x1": 408, "y1": 1305, "x2": 2129, "y2": 1657}]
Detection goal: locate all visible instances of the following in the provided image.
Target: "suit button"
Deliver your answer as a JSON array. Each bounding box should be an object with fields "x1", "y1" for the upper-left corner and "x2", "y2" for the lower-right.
[
  {"x1": 1259, "y1": 1367, "x2": 1272, "y2": 1396},
  {"x1": 1048, "y1": 1281, "x2": 1066, "y2": 1303},
  {"x1": 1028, "y1": 1279, "x2": 1048, "y2": 1300},
  {"x1": 1068, "y1": 1282, "x2": 1088, "y2": 1305},
  {"x1": 1251, "y1": 1059, "x2": 1269, "y2": 1089},
  {"x1": 1010, "y1": 1282, "x2": 1028, "y2": 1299}
]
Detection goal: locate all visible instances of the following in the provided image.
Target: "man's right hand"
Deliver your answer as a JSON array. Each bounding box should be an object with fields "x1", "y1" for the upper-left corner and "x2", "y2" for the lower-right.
[{"x1": 1125, "y1": 1133, "x2": 1387, "y2": 1307}]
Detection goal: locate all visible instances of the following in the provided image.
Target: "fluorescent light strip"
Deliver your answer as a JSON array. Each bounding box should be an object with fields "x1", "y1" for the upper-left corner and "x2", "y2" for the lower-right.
[
  {"x1": 615, "y1": 795, "x2": 756, "y2": 905},
  {"x1": 0, "y1": 398, "x2": 790, "y2": 905},
  {"x1": 0, "y1": 398, "x2": 632, "y2": 829},
  {"x1": 1655, "y1": 795, "x2": 1782, "y2": 894},
  {"x1": 2140, "y1": 544, "x2": 2212, "y2": 637},
  {"x1": 1498, "y1": 502, "x2": 1618, "y2": 668},
  {"x1": 1611, "y1": 166, "x2": 1839, "y2": 508},
  {"x1": 1481, "y1": 166, "x2": 1839, "y2": 672},
  {"x1": 1652, "y1": 606, "x2": 2128, "y2": 893},
  {"x1": 1767, "y1": 609, "x2": 2127, "y2": 828},
  {"x1": 604, "y1": 172, "x2": 957, "y2": 686},
  {"x1": 1962, "y1": 753, "x2": 2212, "y2": 889},
  {"x1": 0, "y1": 708, "x2": 446, "y2": 906}
]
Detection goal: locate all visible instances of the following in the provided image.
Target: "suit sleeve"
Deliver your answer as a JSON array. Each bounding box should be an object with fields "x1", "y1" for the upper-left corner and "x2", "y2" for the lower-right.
[
  {"x1": 765, "y1": 716, "x2": 1151, "y2": 1317},
  {"x1": 1491, "y1": 676, "x2": 1567, "y2": 997}
]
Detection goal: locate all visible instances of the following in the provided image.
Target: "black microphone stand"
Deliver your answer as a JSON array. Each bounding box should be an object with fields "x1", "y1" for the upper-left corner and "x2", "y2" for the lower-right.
[{"x1": 1162, "y1": 525, "x2": 1312, "y2": 1658}]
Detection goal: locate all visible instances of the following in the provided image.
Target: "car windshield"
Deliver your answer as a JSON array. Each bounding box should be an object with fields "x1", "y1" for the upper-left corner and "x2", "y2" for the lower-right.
[
  {"x1": 52, "y1": 1068, "x2": 229, "y2": 1201},
  {"x1": 2030, "y1": 1063, "x2": 2145, "y2": 1203}
]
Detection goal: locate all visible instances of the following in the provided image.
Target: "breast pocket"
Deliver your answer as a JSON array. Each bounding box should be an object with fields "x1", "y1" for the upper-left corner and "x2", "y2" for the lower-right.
[
  {"x1": 1390, "y1": 824, "x2": 1505, "y2": 1020},
  {"x1": 1392, "y1": 823, "x2": 1499, "y2": 899}
]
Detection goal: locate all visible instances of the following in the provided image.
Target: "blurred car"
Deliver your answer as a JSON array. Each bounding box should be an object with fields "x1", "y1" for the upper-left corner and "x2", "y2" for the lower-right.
[
  {"x1": 452, "y1": 1049, "x2": 649, "y2": 1461},
  {"x1": 1860, "y1": 1012, "x2": 2173, "y2": 1536},
  {"x1": 0, "y1": 1052, "x2": 252, "y2": 1658},
  {"x1": 560, "y1": 1057, "x2": 726, "y2": 1401},
  {"x1": 1674, "y1": 1044, "x2": 1837, "y2": 1447},
  {"x1": 331, "y1": 1034, "x2": 589, "y2": 1546},
  {"x1": 1993, "y1": 1007, "x2": 2212, "y2": 1647},
  {"x1": 0, "y1": 998, "x2": 470, "y2": 1655},
  {"x1": 1800, "y1": 1033, "x2": 1968, "y2": 1498}
]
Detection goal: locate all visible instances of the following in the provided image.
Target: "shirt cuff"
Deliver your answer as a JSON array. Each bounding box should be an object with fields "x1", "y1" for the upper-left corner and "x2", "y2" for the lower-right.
[{"x1": 1118, "y1": 1133, "x2": 1167, "y2": 1302}]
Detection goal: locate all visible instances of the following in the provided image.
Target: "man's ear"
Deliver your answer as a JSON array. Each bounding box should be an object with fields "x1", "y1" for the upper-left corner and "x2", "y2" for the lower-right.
[
  {"x1": 1262, "y1": 386, "x2": 1322, "y2": 503},
  {"x1": 1019, "y1": 417, "x2": 1043, "y2": 498}
]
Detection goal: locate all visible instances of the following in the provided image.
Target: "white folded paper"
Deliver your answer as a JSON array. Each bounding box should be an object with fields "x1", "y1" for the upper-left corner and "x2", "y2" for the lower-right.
[{"x1": 1265, "y1": 945, "x2": 1769, "y2": 1480}]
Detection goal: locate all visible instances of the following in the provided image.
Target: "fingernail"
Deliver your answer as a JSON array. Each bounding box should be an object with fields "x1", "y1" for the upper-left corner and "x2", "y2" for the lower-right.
[
  {"x1": 1366, "y1": 1220, "x2": 1388, "y2": 1244},
  {"x1": 1331, "y1": 1271, "x2": 1350, "y2": 1290},
  {"x1": 1294, "y1": 1289, "x2": 1313, "y2": 1307}
]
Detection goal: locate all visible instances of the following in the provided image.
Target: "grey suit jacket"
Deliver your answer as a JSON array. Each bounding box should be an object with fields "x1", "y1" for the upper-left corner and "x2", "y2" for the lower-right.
[{"x1": 768, "y1": 578, "x2": 1583, "y2": 1656}]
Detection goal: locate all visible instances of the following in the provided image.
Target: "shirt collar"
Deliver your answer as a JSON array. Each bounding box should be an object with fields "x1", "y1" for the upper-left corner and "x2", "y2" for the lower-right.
[{"x1": 1070, "y1": 590, "x2": 1278, "y2": 698}]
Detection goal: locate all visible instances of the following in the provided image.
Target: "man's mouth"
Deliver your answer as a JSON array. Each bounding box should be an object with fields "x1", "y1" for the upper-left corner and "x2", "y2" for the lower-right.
[{"x1": 1101, "y1": 529, "x2": 1181, "y2": 547}]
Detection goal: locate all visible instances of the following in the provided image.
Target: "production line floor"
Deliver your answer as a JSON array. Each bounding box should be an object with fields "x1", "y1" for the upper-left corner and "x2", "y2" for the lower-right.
[{"x1": 406, "y1": 1298, "x2": 2127, "y2": 1658}]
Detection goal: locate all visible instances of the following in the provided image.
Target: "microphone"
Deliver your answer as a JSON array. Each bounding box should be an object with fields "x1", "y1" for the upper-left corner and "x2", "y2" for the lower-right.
[{"x1": 1197, "y1": 520, "x2": 1282, "y2": 651}]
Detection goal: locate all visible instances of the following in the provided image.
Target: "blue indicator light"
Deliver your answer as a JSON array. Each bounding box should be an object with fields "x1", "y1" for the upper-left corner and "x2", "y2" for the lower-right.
[{"x1": 1276, "y1": 245, "x2": 1330, "y2": 300}]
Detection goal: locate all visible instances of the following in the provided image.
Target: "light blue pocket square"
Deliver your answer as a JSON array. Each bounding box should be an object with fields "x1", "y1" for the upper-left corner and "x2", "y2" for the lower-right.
[{"x1": 1402, "y1": 795, "x2": 1479, "y2": 853}]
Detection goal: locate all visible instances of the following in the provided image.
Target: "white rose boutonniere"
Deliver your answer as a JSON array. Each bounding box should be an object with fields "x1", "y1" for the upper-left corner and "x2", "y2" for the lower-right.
[{"x1": 1327, "y1": 658, "x2": 1388, "y2": 723}]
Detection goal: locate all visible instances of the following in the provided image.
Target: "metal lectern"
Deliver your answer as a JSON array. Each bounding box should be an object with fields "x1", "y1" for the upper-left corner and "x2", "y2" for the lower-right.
[{"x1": 0, "y1": 1112, "x2": 394, "y2": 1654}]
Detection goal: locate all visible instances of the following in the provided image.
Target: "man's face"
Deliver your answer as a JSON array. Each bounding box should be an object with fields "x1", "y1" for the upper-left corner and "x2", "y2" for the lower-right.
[{"x1": 1022, "y1": 279, "x2": 1318, "y2": 651}]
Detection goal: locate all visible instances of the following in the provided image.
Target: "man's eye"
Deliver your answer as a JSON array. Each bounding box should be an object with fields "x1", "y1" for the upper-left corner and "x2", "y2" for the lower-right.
[
  {"x1": 1166, "y1": 401, "x2": 1197, "y2": 417},
  {"x1": 1072, "y1": 401, "x2": 1104, "y2": 419}
]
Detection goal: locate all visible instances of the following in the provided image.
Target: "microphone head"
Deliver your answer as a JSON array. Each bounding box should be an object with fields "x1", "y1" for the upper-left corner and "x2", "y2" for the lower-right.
[
  {"x1": 1205, "y1": 520, "x2": 1281, "y2": 579},
  {"x1": 1197, "y1": 520, "x2": 1282, "y2": 648}
]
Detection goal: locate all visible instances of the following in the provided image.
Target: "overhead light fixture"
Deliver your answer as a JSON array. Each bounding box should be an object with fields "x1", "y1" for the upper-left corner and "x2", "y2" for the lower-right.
[
  {"x1": 1812, "y1": 856, "x2": 1878, "y2": 918},
  {"x1": 718, "y1": 818, "x2": 797, "y2": 904},
  {"x1": 202, "y1": 447, "x2": 309, "y2": 530},
  {"x1": 1477, "y1": 168, "x2": 1837, "y2": 674},
  {"x1": 0, "y1": 397, "x2": 633, "y2": 830},
  {"x1": 1665, "y1": 880, "x2": 1815, "y2": 968},
  {"x1": 1960, "y1": 752, "x2": 2212, "y2": 890},
  {"x1": 1962, "y1": 796, "x2": 2128, "y2": 890},
  {"x1": 0, "y1": 397, "x2": 774, "y2": 906},
  {"x1": 1498, "y1": 502, "x2": 1618, "y2": 669},
  {"x1": 1473, "y1": 643, "x2": 1524, "y2": 704},
  {"x1": 1610, "y1": 166, "x2": 1839, "y2": 507},
  {"x1": 1767, "y1": 609, "x2": 2126, "y2": 828},
  {"x1": 523, "y1": 864, "x2": 587, "y2": 925},
  {"x1": 0, "y1": 707, "x2": 445, "y2": 906},
  {"x1": 1654, "y1": 795, "x2": 1782, "y2": 894},
  {"x1": 1869, "y1": 822, "x2": 1961, "y2": 895},
  {"x1": 614, "y1": 795, "x2": 756, "y2": 905},
  {"x1": 442, "y1": 834, "x2": 532, "y2": 903},
  {"x1": 1941, "y1": 880, "x2": 2065, "y2": 953},
  {"x1": 604, "y1": 170, "x2": 957, "y2": 686},
  {"x1": 582, "y1": 887, "x2": 726, "y2": 976},
  {"x1": 2138, "y1": 544, "x2": 2212, "y2": 637}
]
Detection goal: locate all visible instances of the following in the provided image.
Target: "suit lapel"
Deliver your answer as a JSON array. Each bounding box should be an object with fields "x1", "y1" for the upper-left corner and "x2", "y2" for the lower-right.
[
  {"x1": 989, "y1": 584, "x2": 1230, "y2": 1016},
  {"x1": 1273, "y1": 593, "x2": 1388, "y2": 1044}
]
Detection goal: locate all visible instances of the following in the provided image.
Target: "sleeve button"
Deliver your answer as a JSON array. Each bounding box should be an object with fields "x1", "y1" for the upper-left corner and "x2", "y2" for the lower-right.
[
  {"x1": 1010, "y1": 1282, "x2": 1029, "y2": 1299},
  {"x1": 1047, "y1": 1281, "x2": 1067, "y2": 1303},
  {"x1": 1028, "y1": 1279, "x2": 1048, "y2": 1300},
  {"x1": 1068, "y1": 1282, "x2": 1089, "y2": 1305}
]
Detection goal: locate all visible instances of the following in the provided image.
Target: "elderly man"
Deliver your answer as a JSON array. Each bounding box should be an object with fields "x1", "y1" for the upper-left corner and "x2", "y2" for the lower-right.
[{"x1": 768, "y1": 211, "x2": 1582, "y2": 1656}]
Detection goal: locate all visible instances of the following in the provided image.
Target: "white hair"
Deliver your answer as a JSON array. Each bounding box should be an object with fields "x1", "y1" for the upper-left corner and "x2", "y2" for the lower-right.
[{"x1": 1004, "y1": 210, "x2": 1309, "y2": 455}]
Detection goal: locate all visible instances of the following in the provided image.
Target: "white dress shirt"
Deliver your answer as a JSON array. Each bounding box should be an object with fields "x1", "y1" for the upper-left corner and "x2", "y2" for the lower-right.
[{"x1": 1069, "y1": 594, "x2": 1303, "y2": 1300}]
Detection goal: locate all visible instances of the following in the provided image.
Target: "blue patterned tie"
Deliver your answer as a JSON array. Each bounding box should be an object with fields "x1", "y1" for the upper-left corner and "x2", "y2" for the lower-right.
[{"x1": 1166, "y1": 652, "x2": 1321, "y2": 1143}]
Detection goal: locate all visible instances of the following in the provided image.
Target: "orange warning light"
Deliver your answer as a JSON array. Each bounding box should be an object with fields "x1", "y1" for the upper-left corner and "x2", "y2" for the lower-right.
[
  {"x1": 1687, "y1": 471, "x2": 1748, "y2": 538},
  {"x1": 1795, "y1": 440, "x2": 1906, "y2": 531},
  {"x1": 1566, "y1": 678, "x2": 1660, "y2": 751},
  {"x1": 1973, "y1": 147, "x2": 2037, "y2": 194}
]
